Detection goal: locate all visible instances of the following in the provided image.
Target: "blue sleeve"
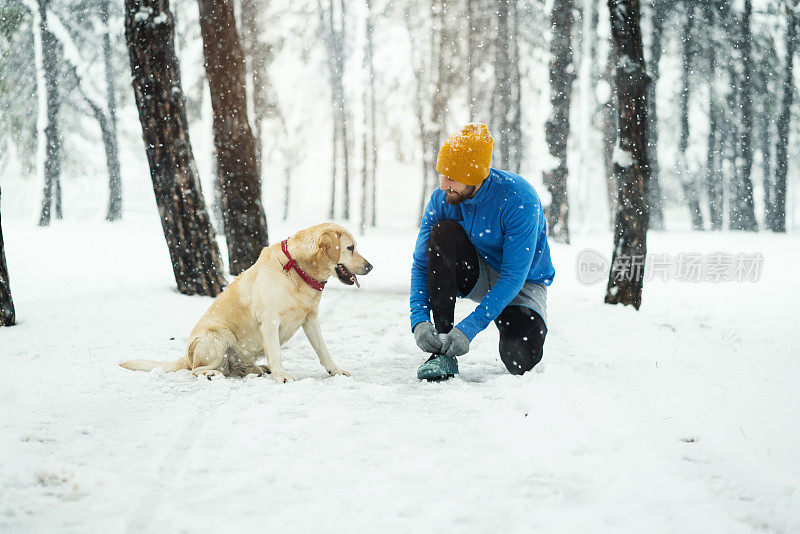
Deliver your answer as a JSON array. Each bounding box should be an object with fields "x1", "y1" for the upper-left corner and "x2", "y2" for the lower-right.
[
  {"x1": 455, "y1": 202, "x2": 539, "y2": 340},
  {"x1": 409, "y1": 193, "x2": 445, "y2": 332}
]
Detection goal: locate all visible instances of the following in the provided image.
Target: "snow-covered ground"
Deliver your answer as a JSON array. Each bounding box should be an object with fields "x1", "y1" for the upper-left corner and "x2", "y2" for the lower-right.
[{"x1": 1, "y1": 215, "x2": 799, "y2": 533}]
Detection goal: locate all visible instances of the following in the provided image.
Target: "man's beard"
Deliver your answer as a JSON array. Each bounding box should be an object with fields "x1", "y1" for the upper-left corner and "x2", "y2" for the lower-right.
[{"x1": 445, "y1": 184, "x2": 476, "y2": 205}]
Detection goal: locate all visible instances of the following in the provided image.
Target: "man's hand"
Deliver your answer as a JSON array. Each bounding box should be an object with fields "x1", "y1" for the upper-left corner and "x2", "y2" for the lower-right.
[
  {"x1": 413, "y1": 322, "x2": 443, "y2": 354},
  {"x1": 440, "y1": 328, "x2": 470, "y2": 358}
]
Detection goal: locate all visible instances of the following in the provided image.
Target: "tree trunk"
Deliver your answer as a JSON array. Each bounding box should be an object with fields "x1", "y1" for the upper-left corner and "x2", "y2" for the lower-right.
[
  {"x1": 760, "y1": 116, "x2": 772, "y2": 231},
  {"x1": 605, "y1": 0, "x2": 650, "y2": 310},
  {"x1": 466, "y1": 0, "x2": 475, "y2": 120},
  {"x1": 645, "y1": 0, "x2": 664, "y2": 230},
  {"x1": 125, "y1": 0, "x2": 226, "y2": 296},
  {"x1": 0, "y1": 187, "x2": 15, "y2": 327},
  {"x1": 705, "y1": 0, "x2": 724, "y2": 230},
  {"x1": 241, "y1": 0, "x2": 291, "y2": 221},
  {"x1": 414, "y1": 69, "x2": 432, "y2": 222},
  {"x1": 283, "y1": 157, "x2": 291, "y2": 221},
  {"x1": 416, "y1": 101, "x2": 430, "y2": 222},
  {"x1": 773, "y1": 3, "x2": 796, "y2": 233},
  {"x1": 729, "y1": 0, "x2": 758, "y2": 231},
  {"x1": 101, "y1": 0, "x2": 123, "y2": 222},
  {"x1": 360, "y1": 119, "x2": 368, "y2": 235},
  {"x1": 543, "y1": 0, "x2": 574, "y2": 244},
  {"x1": 411, "y1": 46, "x2": 429, "y2": 221},
  {"x1": 330, "y1": 111, "x2": 338, "y2": 220},
  {"x1": 198, "y1": 0, "x2": 269, "y2": 275},
  {"x1": 359, "y1": 11, "x2": 368, "y2": 235},
  {"x1": 71, "y1": 68, "x2": 122, "y2": 226},
  {"x1": 368, "y1": 0, "x2": 377, "y2": 227},
  {"x1": 54, "y1": 175, "x2": 62, "y2": 219},
  {"x1": 361, "y1": 0, "x2": 377, "y2": 232},
  {"x1": 338, "y1": 0, "x2": 350, "y2": 221},
  {"x1": 423, "y1": 0, "x2": 446, "y2": 217},
  {"x1": 320, "y1": 0, "x2": 350, "y2": 221},
  {"x1": 65, "y1": 57, "x2": 122, "y2": 227},
  {"x1": 601, "y1": 43, "x2": 618, "y2": 227},
  {"x1": 495, "y1": 0, "x2": 511, "y2": 169},
  {"x1": 578, "y1": 0, "x2": 598, "y2": 227},
  {"x1": 508, "y1": 0, "x2": 522, "y2": 173},
  {"x1": 430, "y1": 0, "x2": 448, "y2": 179},
  {"x1": 408, "y1": 0, "x2": 448, "y2": 222},
  {"x1": 678, "y1": 1, "x2": 704, "y2": 230},
  {"x1": 239, "y1": 0, "x2": 266, "y2": 174},
  {"x1": 37, "y1": 0, "x2": 61, "y2": 227},
  {"x1": 340, "y1": 92, "x2": 352, "y2": 222},
  {"x1": 725, "y1": 59, "x2": 741, "y2": 230},
  {"x1": 706, "y1": 69, "x2": 724, "y2": 230}
]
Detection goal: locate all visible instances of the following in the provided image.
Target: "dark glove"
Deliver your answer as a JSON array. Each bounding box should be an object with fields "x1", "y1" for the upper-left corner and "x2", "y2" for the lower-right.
[
  {"x1": 413, "y1": 321, "x2": 443, "y2": 354},
  {"x1": 440, "y1": 327, "x2": 470, "y2": 358}
]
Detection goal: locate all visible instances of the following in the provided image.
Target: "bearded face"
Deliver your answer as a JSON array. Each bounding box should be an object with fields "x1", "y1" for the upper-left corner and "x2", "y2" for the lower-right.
[
  {"x1": 444, "y1": 184, "x2": 477, "y2": 205},
  {"x1": 439, "y1": 174, "x2": 478, "y2": 205}
]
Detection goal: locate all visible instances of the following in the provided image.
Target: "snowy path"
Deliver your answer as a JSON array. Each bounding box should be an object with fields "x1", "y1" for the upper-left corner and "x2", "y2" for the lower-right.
[{"x1": 1, "y1": 219, "x2": 799, "y2": 533}]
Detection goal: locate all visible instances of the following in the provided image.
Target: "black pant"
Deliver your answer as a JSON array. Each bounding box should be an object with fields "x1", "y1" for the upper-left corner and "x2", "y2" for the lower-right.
[{"x1": 427, "y1": 220, "x2": 547, "y2": 375}]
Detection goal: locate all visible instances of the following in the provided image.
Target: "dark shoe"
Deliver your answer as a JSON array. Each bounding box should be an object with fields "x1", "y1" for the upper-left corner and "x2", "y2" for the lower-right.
[{"x1": 417, "y1": 354, "x2": 459, "y2": 381}]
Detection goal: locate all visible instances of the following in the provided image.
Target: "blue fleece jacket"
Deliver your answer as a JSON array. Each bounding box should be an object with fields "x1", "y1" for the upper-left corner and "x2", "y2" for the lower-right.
[{"x1": 409, "y1": 168, "x2": 555, "y2": 340}]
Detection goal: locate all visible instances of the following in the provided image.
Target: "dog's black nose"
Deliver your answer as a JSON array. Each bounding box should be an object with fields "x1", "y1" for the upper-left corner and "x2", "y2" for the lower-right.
[{"x1": 364, "y1": 262, "x2": 373, "y2": 274}]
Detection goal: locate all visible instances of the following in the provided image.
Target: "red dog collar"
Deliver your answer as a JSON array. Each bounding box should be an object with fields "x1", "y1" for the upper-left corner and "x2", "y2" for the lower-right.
[{"x1": 281, "y1": 239, "x2": 326, "y2": 291}]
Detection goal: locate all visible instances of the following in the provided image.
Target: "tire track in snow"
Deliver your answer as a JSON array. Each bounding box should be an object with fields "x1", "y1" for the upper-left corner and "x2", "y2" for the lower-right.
[{"x1": 125, "y1": 382, "x2": 234, "y2": 534}]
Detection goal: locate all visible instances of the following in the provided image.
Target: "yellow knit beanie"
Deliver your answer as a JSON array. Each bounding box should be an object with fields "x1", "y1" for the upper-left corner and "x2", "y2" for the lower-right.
[{"x1": 436, "y1": 123, "x2": 494, "y2": 186}]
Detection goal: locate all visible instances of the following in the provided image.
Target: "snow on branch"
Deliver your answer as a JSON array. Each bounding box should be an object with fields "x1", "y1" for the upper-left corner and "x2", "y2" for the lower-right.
[
  {"x1": 46, "y1": 10, "x2": 105, "y2": 110},
  {"x1": 133, "y1": 5, "x2": 168, "y2": 25},
  {"x1": 612, "y1": 139, "x2": 634, "y2": 168},
  {"x1": 617, "y1": 54, "x2": 640, "y2": 75}
]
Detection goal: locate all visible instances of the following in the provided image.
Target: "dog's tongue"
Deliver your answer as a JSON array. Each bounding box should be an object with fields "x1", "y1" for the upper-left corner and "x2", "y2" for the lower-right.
[{"x1": 352, "y1": 274, "x2": 360, "y2": 288}]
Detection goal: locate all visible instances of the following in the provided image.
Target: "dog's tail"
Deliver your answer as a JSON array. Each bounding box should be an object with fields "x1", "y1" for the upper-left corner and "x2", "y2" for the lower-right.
[{"x1": 119, "y1": 356, "x2": 189, "y2": 373}]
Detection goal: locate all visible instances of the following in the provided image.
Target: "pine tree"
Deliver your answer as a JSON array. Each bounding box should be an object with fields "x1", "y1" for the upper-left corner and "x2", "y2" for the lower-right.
[
  {"x1": 100, "y1": 0, "x2": 122, "y2": 222},
  {"x1": 495, "y1": 0, "x2": 522, "y2": 171},
  {"x1": 678, "y1": 0, "x2": 704, "y2": 230},
  {"x1": 36, "y1": 0, "x2": 62, "y2": 227},
  {"x1": 407, "y1": 0, "x2": 459, "y2": 221},
  {"x1": 773, "y1": 1, "x2": 797, "y2": 233},
  {"x1": 125, "y1": 0, "x2": 226, "y2": 296},
  {"x1": 360, "y1": 0, "x2": 378, "y2": 233},
  {"x1": 0, "y1": 187, "x2": 15, "y2": 327},
  {"x1": 197, "y1": 0, "x2": 269, "y2": 275},
  {"x1": 704, "y1": 0, "x2": 724, "y2": 230},
  {"x1": 729, "y1": 0, "x2": 758, "y2": 231},
  {"x1": 319, "y1": 0, "x2": 351, "y2": 221},
  {"x1": 601, "y1": 43, "x2": 618, "y2": 226},
  {"x1": 605, "y1": 0, "x2": 650, "y2": 309},
  {"x1": 645, "y1": 0, "x2": 666, "y2": 230},
  {"x1": 543, "y1": 0, "x2": 574, "y2": 244}
]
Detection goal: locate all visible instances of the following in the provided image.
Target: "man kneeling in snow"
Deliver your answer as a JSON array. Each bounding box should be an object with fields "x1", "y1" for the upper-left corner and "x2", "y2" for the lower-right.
[{"x1": 409, "y1": 123, "x2": 555, "y2": 381}]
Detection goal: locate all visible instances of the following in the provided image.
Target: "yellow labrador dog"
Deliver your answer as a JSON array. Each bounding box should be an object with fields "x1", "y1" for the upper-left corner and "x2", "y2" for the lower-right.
[{"x1": 121, "y1": 223, "x2": 372, "y2": 382}]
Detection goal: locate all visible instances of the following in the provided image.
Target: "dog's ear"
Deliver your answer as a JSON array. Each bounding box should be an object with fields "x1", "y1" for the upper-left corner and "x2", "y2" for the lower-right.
[{"x1": 317, "y1": 229, "x2": 341, "y2": 264}]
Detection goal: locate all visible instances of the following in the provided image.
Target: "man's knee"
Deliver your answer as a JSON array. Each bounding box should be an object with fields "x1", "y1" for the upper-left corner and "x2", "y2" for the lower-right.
[
  {"x1": 499, "y1": 338, "x2": 543, "y2": 375},
  {"x1": 429, "y1": 220, "x2": 464, "y2": 252},
  {"x1": 495, "y1": 306, "x2": 547, "y2": 375}
]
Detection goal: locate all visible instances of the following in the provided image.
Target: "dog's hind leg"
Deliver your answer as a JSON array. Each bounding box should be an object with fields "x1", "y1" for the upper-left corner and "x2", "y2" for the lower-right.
[
  {"x1": 192, "y1": 368, "x2": 224, "y2": 380},
  {"x1": 252, "y1": 349, "x2": 271, "y2": 375},
  {"x1": 188, "y1": 333, "x2": 233, "y2": 378}
]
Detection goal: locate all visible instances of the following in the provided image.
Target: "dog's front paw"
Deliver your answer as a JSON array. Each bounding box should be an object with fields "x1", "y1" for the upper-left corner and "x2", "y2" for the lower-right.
[
  {"x1": 271, "y1": 371, "x2": 295, "y2": 383},
  {"x1": 327, "y1": 368, "x2": 351, "y2": 377}
]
